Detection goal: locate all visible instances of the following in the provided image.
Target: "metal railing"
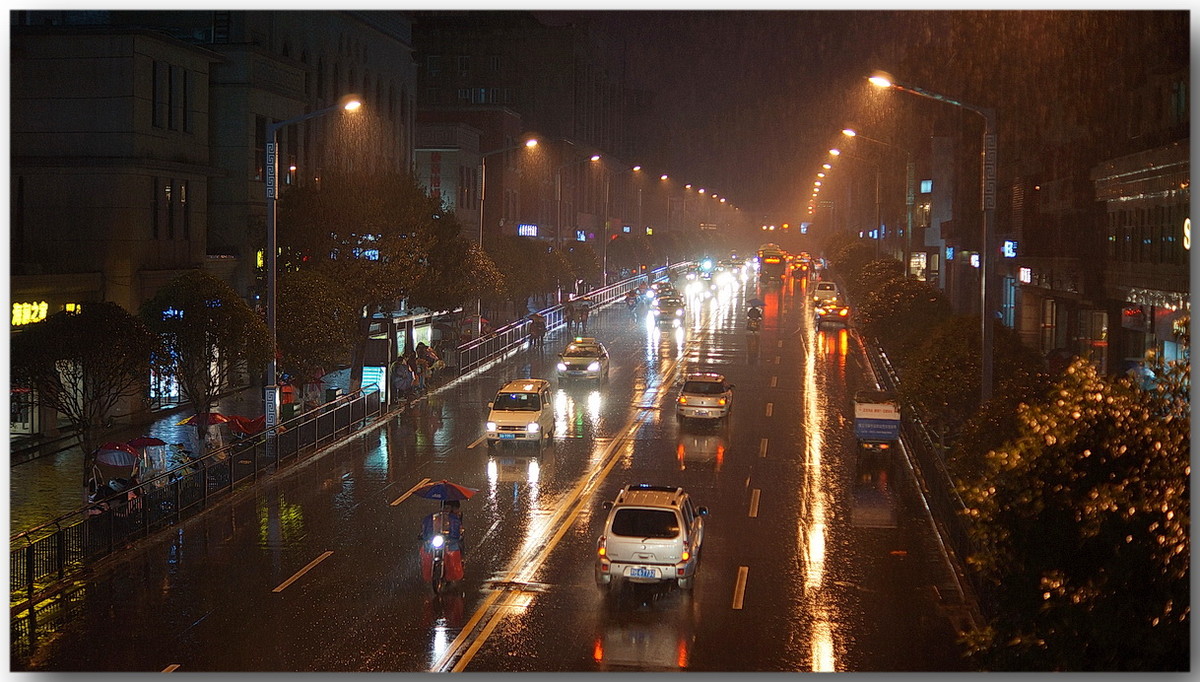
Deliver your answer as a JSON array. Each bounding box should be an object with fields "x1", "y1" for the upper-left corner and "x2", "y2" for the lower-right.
[
  {"x1": 455, "y1": 264, "x2": 690, "y2": 375},
  {"x1": 11, "y1": 388, "x2": 383, "y2": 619}
]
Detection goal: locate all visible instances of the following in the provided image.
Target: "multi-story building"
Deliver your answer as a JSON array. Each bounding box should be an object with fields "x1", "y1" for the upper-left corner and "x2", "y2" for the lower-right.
[{"x1": 10, "y1": 10, "x2": 418, "y2": 437}]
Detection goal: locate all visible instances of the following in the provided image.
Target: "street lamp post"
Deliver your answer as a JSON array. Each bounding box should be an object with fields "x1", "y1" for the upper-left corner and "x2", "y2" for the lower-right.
[
  {"x1": 602, "y1": 164, "x2": 642, "y2": 286},
  {"x1": 555, "y1": 153, "x2": 600, "y2": 300},
  {"x1": 870, "y1": 73, "x2": 997, "y2": 403},
  {"x1": 264, "y1": 96, "x2": 361, "y2": 459},
  {"x1": 477, "y1": 138, "x2": 537, "y2": 335},
  {"x1": 842, "y1": 128, "x2": 916, "y2": 272},
  {"x1": 829, "y1": 147, "x2": 882, "y2": 255}
]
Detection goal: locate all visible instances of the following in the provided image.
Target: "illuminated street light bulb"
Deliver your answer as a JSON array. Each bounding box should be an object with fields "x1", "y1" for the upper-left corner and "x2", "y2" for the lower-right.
[
  {"x1": 841, "y1": 128, "x2": 857, "y2": 137},
  {"x1": 632, "y1": 165, "x2": 642, "y2": 171},
  {"x1": 829, "y1": 148, "x2": 841, "y2": 156},
  {"x1": 660, "y1": 174, "x2": 669, "y2": 181},
  {"x1": 817, "y1": 172, "x2": 825, "y2": 178},
  {"x1": 815, "y1": 181, "x2": 822, "y2": 187},
  {"x1": 685, "y1": 184, "x2": 692, "y2": 189},
  {"x1": 823, "y1": 163, "x2": 832, "y2": 170},
  {"x1": 720, "y1": 198, "x2": 726, "y2": 203},
  {"x1": 590, "y1": 154, "x2": 601, "y2": 161},
  {"x1": 868, "y1": 74, "x2": 894, "y2": 88},
  {"x1": 525, "y1": 138, "x2": 539, "y2": 148},
  {"x1": 343, "y1": 99, "x2": 363, "y2": 111}
]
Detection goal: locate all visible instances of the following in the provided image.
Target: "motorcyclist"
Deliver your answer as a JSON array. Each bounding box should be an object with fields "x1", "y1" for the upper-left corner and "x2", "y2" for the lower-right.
[
  {"x1": 747, "y1": 305, "x2": 764, "y2": 323},
  {"x1": 421, "y1": 499, "x2": 465, "y2": 554}
]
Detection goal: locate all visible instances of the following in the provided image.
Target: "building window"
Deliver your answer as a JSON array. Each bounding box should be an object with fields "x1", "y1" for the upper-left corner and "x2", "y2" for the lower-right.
[
  {"x1": 1040, "y1": 298, "x2": 1058, "y2": 355},
  {"x1": 427, "y1": 55, "x2": 441, "y2": 77},
  {"x1": 165, "y1": 179, "x2": 175, "y2": 239},
  {"x1": 152, "y1": 176, "x2": 160, "y2": 239},
  {"x1": 456, "y1": 55, "x2": 470, "y2": 76},
  {"x1": 255, "y1": 115, "x2": 266, "y2": 181},
  {"x1": 168, "y1": 65, "x2": 185, "y2": 131},
  {"x1": 1000, "y1": 276, "x2": 1016, "y2": 327},
  {"x1": 180, "y1": 180, "x2": 190, "y2": 240},
  {"x1": 152, "y1": 61, "x2": 168, "y2": 128},
  {"x1": 1078, "y1": 309, "x2": 1108, "y2": 371},
  {"x1": 487, "y1": 54, "x2": 500, "y2": 72}
]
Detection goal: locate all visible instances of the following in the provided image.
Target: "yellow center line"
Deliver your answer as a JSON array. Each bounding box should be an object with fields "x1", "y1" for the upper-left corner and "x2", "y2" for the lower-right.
[
  {"x1": 732, "y1": 566, "x2": 750, "y2": 609},
  {"x1": 162, "y1": 664, "x2": 181, "y2": 672},
  {"x1": 272, "y1": 550, "x2": 333, "y2": 593},
  {"x1": 390, "y1": 477, "x2": 432, "y2": 506}
]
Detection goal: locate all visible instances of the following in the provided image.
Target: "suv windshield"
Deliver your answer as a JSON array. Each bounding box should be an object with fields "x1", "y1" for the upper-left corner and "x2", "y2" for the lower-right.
[
  {"x1": 682, "y1": 381, "x2": 724, "y2": 395},
  {"x1": 493, "y1": 393, "x2": 541, "y2": 410},
  {"x1": 611, "y1": 508, "x2": 680, "y2": 538}
]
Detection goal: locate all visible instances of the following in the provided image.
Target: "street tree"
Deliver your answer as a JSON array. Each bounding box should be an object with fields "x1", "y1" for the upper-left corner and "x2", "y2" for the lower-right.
[
  {"x1": 277, "y1": 269, "x2": 358, "y2": 400},
  {"x1": 855, "y1": 275, "x2": 951, "y2": 368},
  {"x1": 139, "y1": 270, "x2": 270, "y2": 450},
  {"x1": 960, "y1": 357, "x2": 1189, "y2": 671},
  {"x1": 11, "y1": 301, "x2": 166, "y2": 486},
  {"x1": 563, "y1": 242, "x2": 601, "y2": 289}
]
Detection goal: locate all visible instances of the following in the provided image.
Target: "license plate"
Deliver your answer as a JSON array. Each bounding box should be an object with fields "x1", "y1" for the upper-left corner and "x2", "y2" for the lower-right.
[
  {"x1": 499, "y1": 433, "x2": 516, "y2": 439},
  {"x1": 628, "y1": 566, "x2": 659, "y2": 579},
  {"x1": 695, "y1": 410, "x2": 708, "y2": 416}
]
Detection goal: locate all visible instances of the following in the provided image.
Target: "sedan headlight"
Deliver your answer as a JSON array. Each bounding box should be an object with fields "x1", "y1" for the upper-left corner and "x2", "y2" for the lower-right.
[
  {"x1": 588, "y1": 361, "x2": 601, "y2": 371},
  {"x1": 557, "y1": 362, "x2": 568, "y2": 371},
  {"x1": 526, "y1": 422, "x2": 540, "y2": 433}
]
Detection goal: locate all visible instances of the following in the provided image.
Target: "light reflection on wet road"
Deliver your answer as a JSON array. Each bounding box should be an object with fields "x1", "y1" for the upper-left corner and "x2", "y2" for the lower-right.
[{"x1": 14, "y1": 267, "x2": 969, "y2": 672}]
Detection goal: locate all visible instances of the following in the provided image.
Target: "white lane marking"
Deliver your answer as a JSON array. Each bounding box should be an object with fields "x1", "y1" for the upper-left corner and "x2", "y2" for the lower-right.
[
  {"x1": 774, "y1": 355, "x2": 781, "y2": 364},
  {"x1": 466, "y1": 434, "x2": 487, "y2": 449},
  {"x1": 765, "y1": 403, "x2": 773, "y2": 417},
  {"x1": 272, "y1": 551, "x2": 334, "y2": 593},
  {"x1": 759, "y1": 438, "x2": 768, "y2": 458},
  {"x1": 748, "y1": 489, "x2": 761, "y2": 518},
  {"x1": 162, "y1": 665, "x2": 181, "y2": 672},
  {"x1": 390, "y1": 477, "x2": 432, "y2": 506},
  {"x1": 770, "y1": 376, "x2": 777, "y2": 388},
  {"x1": 732, "y1": 566, "x2": 750, "y2": 609},
  {"x1": 777, "y1": 340, "x2": 783, "y2": 348}
]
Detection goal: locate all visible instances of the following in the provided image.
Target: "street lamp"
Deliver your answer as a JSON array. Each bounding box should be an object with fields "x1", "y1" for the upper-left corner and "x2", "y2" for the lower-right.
[
  {"x1": 602, "y1": 163, "x2": 643, "y2": 286},
  {"x1": 264, "y1": 95, "x2": 362, "y2": 458},
  {"x1": 870, "y1": 71, "x2": 997, "y2": 403},
  {"x1": 478, "y1": 137, "x2": 537, "y2": 335},
  {"x1": 830, "y1": 147, "x2": 882, "y2": 253},
  {"x1": 842, "y1": 128, "x2": 916, "y2": 272}
]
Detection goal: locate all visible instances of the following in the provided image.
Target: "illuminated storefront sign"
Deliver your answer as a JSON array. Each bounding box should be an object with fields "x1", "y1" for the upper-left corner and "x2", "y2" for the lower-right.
[
  {"x1": 1019, "y1": 267, "x2": 1032, "y2": 283},
  {"x1": 517, "y1": 224, "x2": 538, "y2": 237},
  {"x1": 1184, "y1": 218, "x2": 1191, "y2": 251},
  {"x1": 12, "y1": 301, "x2": 48, "y2": 326},
  {"x1": 970, "y1": 253, "x2": 980, "y2": 268},
  {"x1": 1002, "y1": 240, "x2": 1018, "y2": 258},
  {"x1": 945, "y1": 246, "x2": 954, "y2": 261}
]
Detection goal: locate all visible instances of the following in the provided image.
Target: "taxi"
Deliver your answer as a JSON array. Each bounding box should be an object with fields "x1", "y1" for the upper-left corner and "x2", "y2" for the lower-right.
[{"x1": 556, "y1": 337, "x2": 610, "y2": 381}]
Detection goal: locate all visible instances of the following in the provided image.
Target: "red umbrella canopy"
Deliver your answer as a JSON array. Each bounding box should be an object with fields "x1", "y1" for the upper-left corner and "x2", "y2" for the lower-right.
[
  {"x1": 412, "y1": 480, "x2": 478, "y2": 501},
  {"x1": 127, "y1": 436, "x2": 167, "y2": 448}
]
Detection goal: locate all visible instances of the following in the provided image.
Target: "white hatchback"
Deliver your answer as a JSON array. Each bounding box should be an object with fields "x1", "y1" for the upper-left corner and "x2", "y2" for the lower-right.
[{"x1": 675, "y1": 372, "x2": 734, "y2": 421}]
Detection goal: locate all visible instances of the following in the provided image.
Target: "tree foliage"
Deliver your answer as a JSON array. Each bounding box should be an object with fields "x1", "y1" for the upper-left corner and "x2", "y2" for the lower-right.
[
  {"x1": 277, "y1": 269, "x2": 358, "y2": 383},
  {"x1": 960, "y1": 357, "x2": 1189, "y2": 670},
  {"x1": 855, "y1": 275, "x2": 951, "y2": 367},
  {"x1": 139, "y1": 270, "x2": 270, "y2": 446},
  {"x1": 11, "y1": 302, "x2": 165, "y2": 482}
]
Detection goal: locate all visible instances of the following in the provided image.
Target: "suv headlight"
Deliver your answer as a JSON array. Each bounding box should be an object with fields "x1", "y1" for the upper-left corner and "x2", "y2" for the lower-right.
[
  {"x1": 587, "y1": 361, "x2": 601, "y2": 371},
  {"x1": 486, "y1": 421, "x2": 497, "y2": 432},
  {"x1": 557, "y1": 362, "x2": 568, "y2": 371},
  {"x1": 526, "y1": 422, "x2": 540, "y2": 433}
]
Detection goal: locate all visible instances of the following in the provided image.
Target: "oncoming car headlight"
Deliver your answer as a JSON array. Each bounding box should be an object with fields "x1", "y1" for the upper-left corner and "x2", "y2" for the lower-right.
[
  {"x1": 526, "y1": 422, "x2": 540, "y2": 433},
  {"x1": 587, "y1": 361, "x2": 601, "y2": 371},
  {"x1": 486, "y1": 421, "x2": 498, "y2": 432},
  {"x1": 557, "y1": 362, "x2": 568, "y2": 371}
]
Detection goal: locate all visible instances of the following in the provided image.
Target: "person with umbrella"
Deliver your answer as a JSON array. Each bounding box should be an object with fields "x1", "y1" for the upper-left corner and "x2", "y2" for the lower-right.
[
  {"x1": 747, "y1": 298, "x2": 765, "y2": 331},
  {"x1": 413, "y1": 480, "x2": 476, "y2": 591}
]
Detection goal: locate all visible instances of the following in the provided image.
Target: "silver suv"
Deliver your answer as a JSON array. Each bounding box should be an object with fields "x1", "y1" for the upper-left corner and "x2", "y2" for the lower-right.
[{"x1": 595, "y1": 484, "x2": 708, "y2": 592}]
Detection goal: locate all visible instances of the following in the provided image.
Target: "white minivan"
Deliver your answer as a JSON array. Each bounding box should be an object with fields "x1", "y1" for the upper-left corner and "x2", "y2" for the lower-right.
[{"x1": 485, "y1": 379, "x2": 554, "y2": 447}]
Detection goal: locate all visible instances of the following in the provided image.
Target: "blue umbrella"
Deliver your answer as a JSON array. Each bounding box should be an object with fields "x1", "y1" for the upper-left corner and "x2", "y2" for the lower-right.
[
  {"x1": 412, "y1": 480, "x2": 478, "y2": 501},
  {"x1": 748, "y1": 298, "x2": 765, "y2": 307}
]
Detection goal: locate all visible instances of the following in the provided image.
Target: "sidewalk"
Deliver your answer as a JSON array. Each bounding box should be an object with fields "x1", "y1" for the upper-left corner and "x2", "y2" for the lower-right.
[{"x1": 9, "y1": 387, "x2": 262, "y2": 535}]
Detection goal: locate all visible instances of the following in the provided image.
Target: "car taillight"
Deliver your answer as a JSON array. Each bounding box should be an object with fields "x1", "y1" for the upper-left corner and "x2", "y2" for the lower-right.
[
  {"x1": 681, "y1": 540, "x2": 690, "y2": 562},
  {"x1": 597, "y1": 536, "x2": 607, "y2": 557},
  {"x1": 678, "y1": 395, "x2": 688, "y2": 405},
  {"x1": 839, "y1": 308, "x2": 849, "y2": 317}
]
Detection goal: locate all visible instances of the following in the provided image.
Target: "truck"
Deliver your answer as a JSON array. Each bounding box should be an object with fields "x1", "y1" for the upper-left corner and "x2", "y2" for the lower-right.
[{"x1": 852, "y1": 389, "x2": 900, "y2": 453}]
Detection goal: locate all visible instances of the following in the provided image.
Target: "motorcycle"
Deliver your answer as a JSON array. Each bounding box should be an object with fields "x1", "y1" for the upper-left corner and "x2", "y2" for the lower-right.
[
  {"x1": 747, "y1": 317, "x2": 761, "y2": 332},
  {"x1": 420, "y1": 511, "x2": 465, "y2": 594}
]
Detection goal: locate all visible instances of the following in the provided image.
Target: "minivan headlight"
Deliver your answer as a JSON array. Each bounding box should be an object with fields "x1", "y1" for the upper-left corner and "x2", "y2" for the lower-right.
[
  {"x1": 587, "y1": 361, "x2": 601, "y2": 371},
  {"x1": 557, "y1": 362, "x2": 568, "y2": 371},
  {"x1": 526, "y1": 422, "x2": 540, "y2": 433},
  {"x1": 486, "y1": 421, "x2": 497, "y2": 432}
]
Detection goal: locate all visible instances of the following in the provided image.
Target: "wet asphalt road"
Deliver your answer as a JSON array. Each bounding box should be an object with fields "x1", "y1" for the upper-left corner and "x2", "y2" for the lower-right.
[{"x1": 14, "y1": 270, "x2": 969, "y2": 672}]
